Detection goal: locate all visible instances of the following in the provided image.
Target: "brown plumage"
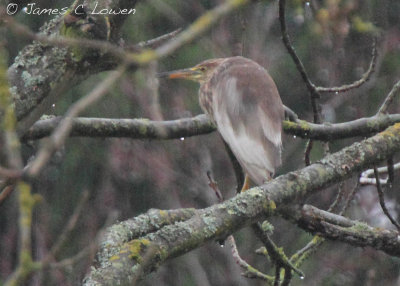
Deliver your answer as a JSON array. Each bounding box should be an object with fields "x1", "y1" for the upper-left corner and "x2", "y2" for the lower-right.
[{"x1": 160, "y1": 56, "x2": 284, "y2": 186}]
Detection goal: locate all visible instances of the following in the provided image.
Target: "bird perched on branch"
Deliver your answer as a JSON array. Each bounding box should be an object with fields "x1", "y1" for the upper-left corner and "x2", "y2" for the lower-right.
[{"x1": 159, "y1": 56, "x2": 284, "y2": 191}]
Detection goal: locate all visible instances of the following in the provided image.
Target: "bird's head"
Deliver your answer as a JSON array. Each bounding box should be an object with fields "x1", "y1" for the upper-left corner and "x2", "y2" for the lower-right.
[{"x1": 157, "y1": 58, "x2": 224, "y2": 84}]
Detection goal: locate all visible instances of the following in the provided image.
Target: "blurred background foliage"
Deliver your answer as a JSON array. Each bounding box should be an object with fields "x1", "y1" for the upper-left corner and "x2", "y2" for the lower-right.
[{"x1": 2, "y1": 0, "x2": 400, "y2": 285}]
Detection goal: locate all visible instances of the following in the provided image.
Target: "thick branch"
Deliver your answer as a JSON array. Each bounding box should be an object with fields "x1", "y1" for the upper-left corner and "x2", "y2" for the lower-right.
[
  {"x1": 96, "y1": 208, "x2": 197, "y2": 267},
  {"x1": 22, "y1": 114, "x2": 215, "y2": 141},
  {"x1": 283, "y1": 114, "x2": 400, "y2": 141},
  {"x1": 282, "y1": 204, "x2": 400, "y2": 256},
  {"x1": 23, "y1": 114, "x2": 400, "y2": 141},
  {"x1": 84, "y1": 123, "x2": 400, "y2": 285}
]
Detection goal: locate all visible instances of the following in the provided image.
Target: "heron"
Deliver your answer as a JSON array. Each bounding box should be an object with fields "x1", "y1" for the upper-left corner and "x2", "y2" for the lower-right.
[{"x1": 159, "y1": 56, "x2": 284, "y2": 191}]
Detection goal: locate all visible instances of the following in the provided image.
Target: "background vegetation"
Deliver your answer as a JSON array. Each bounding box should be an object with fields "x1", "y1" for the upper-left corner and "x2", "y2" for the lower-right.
[{"x1": 1, "y1": 0, "x2": 400, "y2": 285}]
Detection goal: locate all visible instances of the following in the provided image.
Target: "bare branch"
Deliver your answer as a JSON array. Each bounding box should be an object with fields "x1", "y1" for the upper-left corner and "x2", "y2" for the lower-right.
[
  {"x1": 304, "y1": 139, "x2": 313, "y2": 166},
  {"x1": 23, "y1": 113, "x2": 400, "y2": 142},
  {"x1": 339, "y1": 180, "x2": 360, "y2": 216},
  {"x1": 23, "y1": 114, "x2": 215, "y2": 141},
  {"x1": 278, "y1": 0, "x2": 321, "y2": 126},
  {"x1": 387, "y1": 157, "x2": 395, "y2": 184},
  {"x1": 278, "y1": 0, "x2": 320, "y2": 101},
  {"x1": 377, "y1": 79, "x2": 400, "y2": 115},
  {"x1": 360, "y1": 162, "x2": 400, "y2": 185},
  {"x1": 290, "y1": 236, "x2": 324, "y2": 269},
  {"x1": 316, "y1": 38, "x2": 378, "y2": 93},
  {"x1": 284, "y1": 114, "x2": 400, "y2": 141},
  {"x1": 373, "y1": 165, "x2": 400, "y2": 231},
  {"x1": 282, "y1": 204, "x2": 400, "y2": 254},
  {"x1": 327, "y1": 182, "x2": 345, "y2": 213},
  {"x1": 227, "y1": 235, "x2": 272, "y2": 283},
  {"x1": 0, "y1": 184, "x2": 15, "y2": 205},
  {"x1": 252, "y1": 223, "x2": 304, "y2": 279},
  {"x1": 135, "y1": 28, "x2": 182, "y2": 50}
]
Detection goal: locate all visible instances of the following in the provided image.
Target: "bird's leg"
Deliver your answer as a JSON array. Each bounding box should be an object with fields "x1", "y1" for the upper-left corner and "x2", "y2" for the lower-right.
[{"x1": 240, "y1": 174, "x2": 251, "y2": 192}]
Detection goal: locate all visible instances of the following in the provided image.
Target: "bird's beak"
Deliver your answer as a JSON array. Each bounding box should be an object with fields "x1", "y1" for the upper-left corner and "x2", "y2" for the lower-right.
[{"x1": 156, "y1": 68, "x2": 201, "y2": 80}]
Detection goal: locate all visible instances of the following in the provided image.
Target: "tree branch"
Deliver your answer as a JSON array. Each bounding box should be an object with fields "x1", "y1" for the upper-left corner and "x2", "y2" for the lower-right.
[
  {"x1": 377, "y1": 79, "x2": 400, "y2": 114},
  {"x1": 23, "y1": 113, "x2": 400, "y2": 142},
  {"x1": 84, "y1": 123, "x2": 400, "y2": 285},
  {"x1": 7, "y1": 0, "x2": 249, "y2": 136},
  {"x1": 22, "y1": 114, "x2": 216, "y2": 141},
  {"x1": 282, "y1": 204, "x2": 400, "y2": 256},
  {"x1": 284, "y1": 114, "x2": 400, "y2": 140}
]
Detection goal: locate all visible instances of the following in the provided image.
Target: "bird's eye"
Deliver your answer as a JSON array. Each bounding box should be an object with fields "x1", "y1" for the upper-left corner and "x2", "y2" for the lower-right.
[{"x1": 199, "y1": 67, "x2": 206, "y2": 72}]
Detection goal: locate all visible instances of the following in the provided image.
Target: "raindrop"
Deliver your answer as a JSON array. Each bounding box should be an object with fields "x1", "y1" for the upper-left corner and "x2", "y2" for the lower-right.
[
  {"x1": 293, "y1": 135, "x2": 297, "y2": 139},
  {"x1": 220, "y1": 244, "x2": 224, "y2": 248},
  {"x1": 52, "y1": 103, "x2": 56, "y2": 108},
  {"x1": 180, "y1": 137, "x2": 185, "y2": 141},
  {"x1": 335, "y1": 91, "x2": 339, "y2": 95},
  {"x1": 300, "y1": 275, "x2": 305, "y2": 280},
  {"x1": 305, "y1": 1, "x2": 310, "y2": 6}
]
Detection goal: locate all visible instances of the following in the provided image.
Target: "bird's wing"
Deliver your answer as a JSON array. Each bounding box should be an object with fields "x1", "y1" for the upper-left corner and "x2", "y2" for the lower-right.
[{"x1": 211, "y1": 60, "x2": 284, "y2": 185}]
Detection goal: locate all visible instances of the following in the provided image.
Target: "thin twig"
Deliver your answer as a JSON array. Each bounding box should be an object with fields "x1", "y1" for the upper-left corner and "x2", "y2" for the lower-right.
[
  {"x1": 279, "y1": 0, "x2": 321, "y2": 164},
  {"x1": 387, "y1": 157, "x2": 395, "y2": 185},
  {"x1": 339, "y1": 180, "x2": 360, "y2": 216},
  {"x1": 252, "y1": 223, "x2": 304, "y2": 279},
  {"x1": 206, "y1": 171, "x2": 223, "y2": 202},
  {"x1": 377, "y1": 79, "x2": 400, "y2": 114},
  {"x1": 327, "y1": 182, "x2": 345, "y2": 213},
  {"x1": 316, "y1": 38, "x2": 377, "y2": 93},
  {"x1": 373, "y1": 165, "x2": 400, "y2": 231},
  {"x1": 290, "y1": 236, "x2": 324, "y2": 268},
  {"x1": 284, "y1": 105, "x2": 298, "y2": 122},
  {"x1": 304, "y1": 139, "x2": 313, "y2": 166},
  {"x1": 278, "y1": 0, "x2": 321, "y2": 126},
  {"x1": 227, "y1": 235, "x2": 273, "y2": 283},
  {"x1": 360, "y1": 162, "x2": 400, "y2": 185},
  {"x1": 278, "y1": 0, "x2": 320, "y2": 101},
  {"x1": 26, "y1": 66, "x2": 126, "y2": 177},
  {"x1": 0, "y1": 184, "x2": 15, "y2": 205},
  {"x1": 135, "y1": 28, "x2": 182, "y2": 49}
]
